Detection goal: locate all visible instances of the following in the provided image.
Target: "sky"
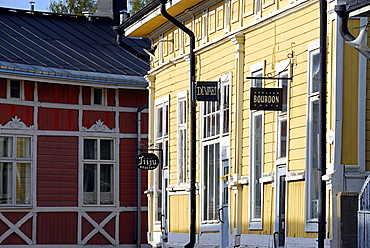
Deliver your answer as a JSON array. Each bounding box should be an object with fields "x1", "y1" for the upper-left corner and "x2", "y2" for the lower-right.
[
  {"x1": 0, "y1": 0, "x2": 131, "y2": 12},
  {"x1": 0, "y1": 0, "x2": 51, "y2": 11}
]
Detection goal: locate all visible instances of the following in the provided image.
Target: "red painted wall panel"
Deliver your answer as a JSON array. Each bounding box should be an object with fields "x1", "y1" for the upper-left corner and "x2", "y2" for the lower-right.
[
  {"x1": 37, "y1": 136, "x2": 78, "y2": 207},
  {"x1": 0, "y1": 78, "x2": 6, "y2": 98},
  {"x1": 82, "y1": 86, "x2": 91, "y2": 105},
  {"x1": 0, "y1": 213, "x2": 32, "y2": 245},
  {"x1": 38, "y1": 82, "x2": 78, "y2": 104},
  {"x1": 107, "y1": 88, "x2": 115, "y2": 106},
  {"x1": 119, "y1": 112, "x2": 148, "y2": 134},
  {"x1": 119, "y1": 89, "x2": 148, "y2": 107},
  {"x1": 82, "y1": 110, "x2": 115, "y2": 129},
  {"x1": 38, "y1": 107, "x2": 78, "y2": 131},
  {"x1": 82, "y1": 212, "x2": 115, "y2": 245},
  {"x1": 119, "y1": 211, "x2": 148, "y2": 244},
  {"x1": 0, "y1": 104, "x2": 34, "y2": 126},
  {"x1": 24, "y1": 81, "x2": 34, "y2": 101},
  {"x1": 36, "y1": 212, "x2": 77, "y2": 244}
]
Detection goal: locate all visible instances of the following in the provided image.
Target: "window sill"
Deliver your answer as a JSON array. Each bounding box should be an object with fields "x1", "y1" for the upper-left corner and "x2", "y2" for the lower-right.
[{"x1": 249, "y1": 221, "x2": 262, "y2": 230}]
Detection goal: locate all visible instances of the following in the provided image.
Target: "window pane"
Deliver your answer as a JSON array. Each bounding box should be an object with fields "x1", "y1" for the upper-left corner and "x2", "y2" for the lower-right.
[
  {"x1": 100, "y1": 140, "x2": 113, "y2": 160},
  {"x1": 84, "y1": 139, "x2": 97, "y2": 159},
  {"x1": 279, "y1": 119, "x2": 287, "y2": 158},
  {"x1": 100, "y1": 164, "x2": 114, "y2": 205},
  {"x1": 0, "y1": 137, "x2": 13, "y2": 158},
  {"x1": 0, "y1": 162, "x2": 12, "y2": 204},
  {"x1": 94, "y1": 88, "x2": 102, "y2": 105},
  {"x1": 17, "y1": 137, "x2": 31, "y2": 158},
  {"x1": 157, "y1": 107, "x2": 163, "y2": 138},
  {"x1": 311, "y1": 53, "x2": 320, "y2": 94},
  {"x1": 10, "y1": 80, "x2": 21, "y2": 98},
  {"x1": 16, "y1": 163, "x2": 31, "y2": 204},
  {"x1": 83, "y1": 164, "x2": 97, "y2": 205},
  {"x1": 253, "y1": 114, "x2": 262, "y2": 219}
]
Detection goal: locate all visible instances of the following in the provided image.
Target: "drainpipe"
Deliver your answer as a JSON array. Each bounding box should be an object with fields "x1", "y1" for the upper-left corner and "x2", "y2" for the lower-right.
[
  {"x1": 318, "y1": 0, "x2": 327, "y2": 246},
  {"x1": 334, "y1": 4, "x2": 370, "y2": 59},
  {"x1": 159, "y1": 0, "x2": 197, "y2": 247},
  {"x1": 137, "y1": 103, "x2": 148, "y2": 248}
]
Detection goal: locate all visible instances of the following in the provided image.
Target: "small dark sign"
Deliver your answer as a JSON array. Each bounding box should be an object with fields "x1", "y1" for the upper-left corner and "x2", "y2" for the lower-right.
[
  {"x1": 136, "y1": 153, "x2": 160, "y2": 170},
  {"x1": 250, "y1": 87, "x2": 283, "y2": 111},
  {"x1": 196, "y1": 81, "x2": 219, "y2": 101}
]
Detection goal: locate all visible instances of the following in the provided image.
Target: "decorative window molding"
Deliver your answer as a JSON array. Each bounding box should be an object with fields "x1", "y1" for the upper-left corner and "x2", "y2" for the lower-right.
[
  {"x1": 286, "y1": 170, "x2": 305, "y2": 181},
  {"x1": 82, "y1": 119, "x2": 116, "y2": 133},
  {"x1": 0, "y1": 116, "x2": 34, "y2": 130}
]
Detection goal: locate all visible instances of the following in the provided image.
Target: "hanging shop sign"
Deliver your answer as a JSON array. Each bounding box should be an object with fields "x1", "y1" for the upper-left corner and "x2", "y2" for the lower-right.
[
  {"x1": 196, "y1": 81, "x2": 219, "y2": 101},
  {"x1": 136, "y1": 153, "x2": 160, "y2": 170},
  {"x1": 250, "y1": 87, "x2": 283, "y2": 111}
]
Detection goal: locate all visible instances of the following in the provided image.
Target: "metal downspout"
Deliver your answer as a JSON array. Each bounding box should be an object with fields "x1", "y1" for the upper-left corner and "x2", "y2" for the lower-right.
[
  {"x1": 334, "y1": 4, "x2": 370, "y2": 59},
  {"x1": 137, "y1": 103, "x2": 148, "y2": 248},
  {"x1": 159, "y1": 0, "x2": 197, "y2": 247},
  {"x1": 318, "y1": 0, "x2": 327, "y2": 247}
]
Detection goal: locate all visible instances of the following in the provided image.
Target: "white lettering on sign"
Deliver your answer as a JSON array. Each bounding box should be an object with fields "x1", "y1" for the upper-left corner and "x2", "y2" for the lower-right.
[
  {"x1": 253, "y1": 95, "x2": 280, "y2": 104},
  {"x1": 137, "y1": 155, "x2": 158, "y2": 167},
  {"x1": 196, "y1": 86, "x2": 217, "y2": 96}
]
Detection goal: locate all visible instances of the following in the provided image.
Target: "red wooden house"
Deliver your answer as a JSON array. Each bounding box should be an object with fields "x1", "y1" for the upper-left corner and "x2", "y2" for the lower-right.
[{"x1": 0, "y1": 2, "x2": 150, "y2": 247}]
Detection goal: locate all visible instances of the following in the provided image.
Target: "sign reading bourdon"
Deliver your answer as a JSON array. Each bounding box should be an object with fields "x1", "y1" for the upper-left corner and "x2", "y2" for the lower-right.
[
  {"x1": 250, "y1": 87, "x2": 283, "y2": 111},
  {"x1": 196, "y1": 81, "x2": 219, "y2": 101}
]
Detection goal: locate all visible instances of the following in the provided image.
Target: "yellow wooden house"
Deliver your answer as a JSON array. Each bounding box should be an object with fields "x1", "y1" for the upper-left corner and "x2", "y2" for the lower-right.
[{"x1": 115, "y1": 0, "x2": 370, "y2": 247}]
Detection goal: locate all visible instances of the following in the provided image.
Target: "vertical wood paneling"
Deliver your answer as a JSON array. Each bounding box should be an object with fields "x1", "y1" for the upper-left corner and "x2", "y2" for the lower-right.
[
  {"x1": 82, "y1": 86, "x2": 91, "y2": 105},
  {"x1": 107, "y1": 88, "x2": 115, "y2": 106},
  {"x1": 37, "y1": 136, "x2": 78, "y2": 207},
  {"x1": 0, "y1": 77, "x2": 6, "y2": 98},
  {"x1": 169, "y1": 195, "x2": 189, "y2": 233},
  {"x1": 36, "y1": 212, "x2": 77, "y2": 244},
  {"x1": 82, "y1": 110, "x2": 115, "y2": 129},
  {"x1": 38, "y1": 107, "x2": 78, "y2": 131},
  {"x1": 119, "y1": 89, "x2": 148, "y2": 107},
  {"x1": 24, "y1": 81, "x2": 34, "y2": 101},
  {"x1": 0, "y1": 104, "x2": 34, "y2": 126}
]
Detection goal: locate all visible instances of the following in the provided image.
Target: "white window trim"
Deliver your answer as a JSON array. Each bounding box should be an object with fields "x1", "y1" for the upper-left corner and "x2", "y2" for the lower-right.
[
  {"x1": 231, "y1": 0, "x2": 240, "y2": 24},
  {"x1": 0, "y1": 135, "x2": 33, "y2": 207},
  {"x1": 305, "y1": 40, "x2": 320, "y2": 232},
  {"x1": 275, "y1": 59, "x2": 290, "y2": 165},
  {"x1": 81, "y1": 137, "x2": 116, "y2": 207},
  {"x1": 200, "y1": 73, "x2": 231, "y2": 224},
  {"x1": 243, "y1": 0, "x2": 254, "y2": 17},
  {"x1": 177, "y1": 90, "x2": 188, "y2": 185},
  {"x1": 91, "y1": 87, "x2": 106, "y2": 106},
  {"x1": 249, "y1": 62, "x2": 265, "y2": 230},
  {"x1": 153, "y1": 95, "x2": 169, "y2": 227},
  {"x1": 208, "y1": 9, "x2": 216, "y2": 34},
  {"x1": 7, "y1": 80, "x2": 24, "y2": 100},
  {"x1": 216, "y1": 5, "x2": 224, "y2": 31}
]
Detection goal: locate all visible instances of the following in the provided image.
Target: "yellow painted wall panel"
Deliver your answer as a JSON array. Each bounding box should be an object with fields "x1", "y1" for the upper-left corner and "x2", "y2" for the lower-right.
[
  {"x1": 169, "y1": 195, "x2": 189, "y2": 233},
  {"x1": 286, "y1": 181, "x2": 317, "y2": 238}
]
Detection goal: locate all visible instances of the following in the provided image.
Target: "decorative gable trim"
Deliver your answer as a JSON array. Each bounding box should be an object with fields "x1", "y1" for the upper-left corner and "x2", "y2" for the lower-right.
[
  {"x1": 0, "y1": 116, "x2": 34, "y2": 130},
  {"x1": 82, "y1": 119, "x2": 116, "y2": 133}
]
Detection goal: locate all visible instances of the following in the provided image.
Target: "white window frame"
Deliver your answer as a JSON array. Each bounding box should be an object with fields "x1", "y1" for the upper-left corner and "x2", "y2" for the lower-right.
[
  {"x1": 231, "y1": 0, "x2": 240, "y2": 23},
  {"x1": 201, "y1": 73, "x2": 230, "y2": 225},
  {"x1": 7, "y1": 80, "x2": 24, "y2": 100},
  {"x1": 0, "y1": 135, "x2": 32, "y2": 207},
  {"x1": 249, "y1": 61, "x2": 265, "y2": 230},
  {"x1": 305, "y1": 40, "x2": 320, "y2": 232},
  {"x1": 82, "y1": 137, "x2": 115, "y2": 206},
  {"x1": 254, "y1": 0, "x2": 262, "y2": 19},
  {"x1": 216, "y1": 5, "x2": 224, "y2": 31},
  {"x1": 91, "y1": 87, "x2": 106, "y2": 106},
  {"x1": 153, "y1": 95, "x2": 169, "y2": 229},
  {"x1": 276, "y1": 60, "x2": 290, "y2": 164},
  {"x1": 177, "y1": 91, "x2": 188, "y2": 185}
]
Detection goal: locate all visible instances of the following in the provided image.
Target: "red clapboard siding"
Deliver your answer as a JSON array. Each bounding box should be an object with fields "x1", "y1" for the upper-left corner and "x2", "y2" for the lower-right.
[
  {"x1": 119, "y1": 89, "x2": 148, "y2": 107},
  {"x1": 38, "y1": 82, "x2": 55, "y2": 102},
  {"x1": 24, "y1": 81, "x2": 34, "y2": 101},
  {"x1": 82, "y1": 86, "x2": 91, "y2": 105},
  {"x1": 82, "y1": 110, "x2": 115, "y2": 129},
  {"x1": 0, "y1": 104, "x2": 34, "y2": 126},
  {"x1": 82, "y1": 212, "x2": 115, "y2": 245},
  {"x1": 0, "y1": 213, "x2": 32, "y2": 245},
  {"x1": 0, "y1": 78, "x2": 6, "y2": 98},
  {"x1": 37, "y1": 212, "x2": 77, "y2": 244},
  {"x1": 37, "y1": 136, "x2": 78, "y2": 207},
  {"x1": 38, "y1": 107, "x2": 78, "y2": 131},
  {"x1": 107, "y1": 89, "x2": 115, "y2": 106}
]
